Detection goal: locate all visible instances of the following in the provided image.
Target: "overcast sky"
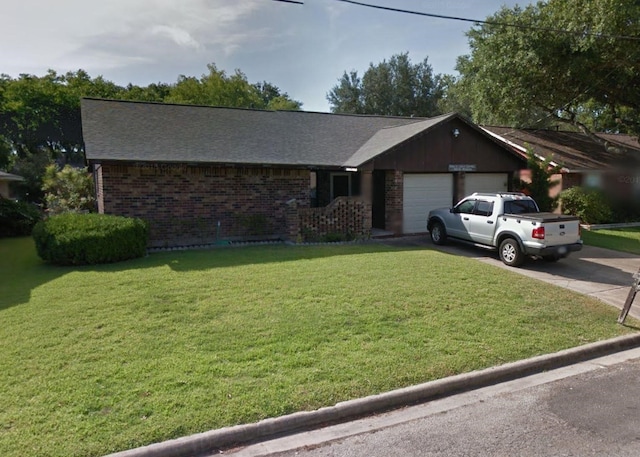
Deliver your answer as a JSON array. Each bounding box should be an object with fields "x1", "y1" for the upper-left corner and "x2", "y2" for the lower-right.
[{"x1": 3, "y1": 0, "x2": 532, "y2": 112}]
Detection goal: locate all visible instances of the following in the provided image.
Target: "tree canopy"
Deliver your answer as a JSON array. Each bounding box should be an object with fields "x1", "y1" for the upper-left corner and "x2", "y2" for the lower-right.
[
  {"x1": 327, "y1": 53, "x2": 445, "y2": 117},
  {"x1": 166, "y1": 64, "x2": 301, "y2": 110},
  {"x1": 455, "y1": 0, "x2": 640, "y2": 136}
]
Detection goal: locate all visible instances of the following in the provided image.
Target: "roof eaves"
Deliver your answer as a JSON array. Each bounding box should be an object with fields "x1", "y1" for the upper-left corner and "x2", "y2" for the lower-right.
[{"x1": 481, "y1": 127, "x2": 570, "y2": 172}]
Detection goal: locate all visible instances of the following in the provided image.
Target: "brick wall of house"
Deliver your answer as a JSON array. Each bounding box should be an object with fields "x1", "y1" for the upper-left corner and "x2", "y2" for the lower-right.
[
  {"x1": 287, "y1": 197, "x2": 372, "y2": 242},
  {"x1": 385, "y1": 170, "x2": 403, "y2": 233},
  {"x1": 98, "y1": 163, "x2": 310, "y2": 247}
]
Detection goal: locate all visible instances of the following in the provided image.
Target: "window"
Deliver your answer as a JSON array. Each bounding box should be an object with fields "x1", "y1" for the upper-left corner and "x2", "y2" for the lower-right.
[
  {"x1": 455, "y1": 199, "x2": 476, "y2": 214},
  {"x1": 504, "y1": 200, "x2": 539, "y2": 214},
  {"x1": 474, "y1": 200, "x2": 494, "y2": 217}
]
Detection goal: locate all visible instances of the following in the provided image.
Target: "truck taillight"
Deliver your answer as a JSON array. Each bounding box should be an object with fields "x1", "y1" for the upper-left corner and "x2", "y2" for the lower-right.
[{"x1": 532, "y1": 226, "x2": 545, "y2": 240}]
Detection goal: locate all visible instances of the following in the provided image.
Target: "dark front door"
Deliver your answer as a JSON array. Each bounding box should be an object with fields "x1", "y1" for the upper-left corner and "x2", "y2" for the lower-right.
[{"x1": 331, "y1": 174, "x2": 351, "y2": 199}]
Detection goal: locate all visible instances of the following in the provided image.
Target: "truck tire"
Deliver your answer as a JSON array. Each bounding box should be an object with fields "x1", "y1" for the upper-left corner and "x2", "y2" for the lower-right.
[
  {"x1": 499, "y1": 238, "x2": 525, "y2": 267},
  {"x1": 430, "y1": 221, "x2": 447, "y2": 245}
]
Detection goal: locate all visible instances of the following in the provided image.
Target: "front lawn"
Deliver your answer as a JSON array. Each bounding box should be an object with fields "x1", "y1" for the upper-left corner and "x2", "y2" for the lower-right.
[
  {"x1": 0, "y1": 237, "x2": 635, "y2": 457},
  {"x1": 581, "y1": 227, "x2": 640, "y2": 255}
]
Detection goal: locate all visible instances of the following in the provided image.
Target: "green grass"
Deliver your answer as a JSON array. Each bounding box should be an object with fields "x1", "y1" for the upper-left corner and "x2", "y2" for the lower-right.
[
  {"x1": 581, "y1": 227, "x2": 640, "y2": 254},
  {"x1": 0, "y1": 237, "x2": 636, "y2": 457}
]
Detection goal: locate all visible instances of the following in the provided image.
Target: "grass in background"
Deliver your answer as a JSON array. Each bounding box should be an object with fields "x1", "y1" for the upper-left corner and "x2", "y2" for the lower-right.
[
  {"x1": 0, "y1": 237, "x2": 635, "y2": 457},
  {"x1": 581, "y1": 227, "x2": 640, "y2": 255}
]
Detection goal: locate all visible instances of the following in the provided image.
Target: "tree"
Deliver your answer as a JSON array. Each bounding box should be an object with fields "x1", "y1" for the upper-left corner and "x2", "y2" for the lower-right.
[
  {"x1": 166, "y1": 64, "x2": 301, "y2": 110},
  {"x1": 327, "y1": 53, "x2": 444, "y2": 117},
  {"x1": 42, "y1": 164, "x2": 95, "y2": 215},
  {"x1": 455, "y1": 0, "x2": 640, "y2": 137},
  {"x1": 515, "y1": 151, "x2": 560, "y2": 212},
  {"x1": 326, "y1": 70, "x2": 363, "y2": 114},
  {"x1": 254, "y1": 81, "x2": 302, "y2": 110}
]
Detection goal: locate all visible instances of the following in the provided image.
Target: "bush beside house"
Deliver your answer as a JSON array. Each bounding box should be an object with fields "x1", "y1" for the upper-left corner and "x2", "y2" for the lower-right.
[
  {"x1": 32, "y1": 213, "x2": 148, "y2": 265},
  {"x1": 560, "y1": 187, "x2": 613, "y2": 224}
]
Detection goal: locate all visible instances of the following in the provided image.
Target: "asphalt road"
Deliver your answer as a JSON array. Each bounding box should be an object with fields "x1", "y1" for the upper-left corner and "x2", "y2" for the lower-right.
[{"x1": 226, "y1": 349, "x2": 640, "y2": 457}]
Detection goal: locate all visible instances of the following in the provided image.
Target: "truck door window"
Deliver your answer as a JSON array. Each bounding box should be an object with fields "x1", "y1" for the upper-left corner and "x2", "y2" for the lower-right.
[
  {"x1": 474, "y1": 200, "x2": 494, "y2": 217},
  {"x1": 455, "y1": 200, "x2": 476, "y2": 214}
]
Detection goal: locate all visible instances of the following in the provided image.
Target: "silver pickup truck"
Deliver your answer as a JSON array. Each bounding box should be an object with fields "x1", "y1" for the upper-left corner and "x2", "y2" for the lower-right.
[{"x1": 427, "y1": 192, "x2": 583, "y2": 267}]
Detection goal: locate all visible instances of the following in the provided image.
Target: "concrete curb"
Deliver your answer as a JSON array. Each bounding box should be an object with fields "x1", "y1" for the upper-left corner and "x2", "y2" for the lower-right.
[{"x1": 105, "y1": 333, "x2": 640, "y2": 457}]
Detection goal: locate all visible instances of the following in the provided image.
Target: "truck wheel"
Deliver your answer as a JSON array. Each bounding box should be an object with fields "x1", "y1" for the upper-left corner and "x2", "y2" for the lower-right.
[
  {"x1": 430, "y1": 222, "x2": 447, "y2": 245},
  {"x1": 499, "y1": 238, "x2": 524, "y2": 267}
]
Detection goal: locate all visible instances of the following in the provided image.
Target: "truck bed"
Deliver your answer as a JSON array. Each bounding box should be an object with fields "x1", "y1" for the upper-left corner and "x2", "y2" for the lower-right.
[{"x1": 502, "y1": 212, "x2": 581, "y2": 223}]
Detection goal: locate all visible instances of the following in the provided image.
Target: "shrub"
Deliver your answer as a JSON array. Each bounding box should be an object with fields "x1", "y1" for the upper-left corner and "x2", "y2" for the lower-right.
[
  {"x1": 32, "y1": 213, "x2": 148, "y2": 265},
  {"x1": 560, "y1": 187, "x2": 613, "y2": 224},
  {"x1": 42, "y1": 164, "x2": 95, "y2": 215},
  {"x1": 0, "y1": 198, "x2": 42, "y2": 237}
]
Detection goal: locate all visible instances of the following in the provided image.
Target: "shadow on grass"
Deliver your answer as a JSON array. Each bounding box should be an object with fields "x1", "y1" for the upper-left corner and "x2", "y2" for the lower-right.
[
  {"x1": 0, "y1": 237, "x2": 71, "y2": 311},
  {"x1": 0, "y1": 237, "x2": 438, "y2": 311},
  {"x1": 153, "y1": 241, "x2": 428, "y2": 272}
]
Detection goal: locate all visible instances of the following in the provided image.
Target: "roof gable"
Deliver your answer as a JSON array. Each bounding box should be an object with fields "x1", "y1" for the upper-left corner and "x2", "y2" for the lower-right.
[{"x1": 343, "y1": 114, "x2": 456, "y2": 167}]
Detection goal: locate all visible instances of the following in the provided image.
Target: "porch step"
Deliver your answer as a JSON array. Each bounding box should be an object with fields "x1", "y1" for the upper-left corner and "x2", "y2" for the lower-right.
[{"x1": 370, "y1": 228, "x2": 396, "y2": 239}]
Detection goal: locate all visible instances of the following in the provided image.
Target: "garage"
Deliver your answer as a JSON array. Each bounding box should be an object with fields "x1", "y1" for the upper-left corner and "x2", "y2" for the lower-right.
[
  {"x1": 403, "y1": 174, "x2": 453, "y2": 234},
  {"x1": 465, "y1": 173, "x2": 509, "y2": 195}
]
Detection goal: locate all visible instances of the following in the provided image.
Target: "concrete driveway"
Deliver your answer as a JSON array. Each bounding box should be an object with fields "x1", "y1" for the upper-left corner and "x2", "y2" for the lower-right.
[{"x1": 378, "y1": 236, "x2": 640, "y2": 321}]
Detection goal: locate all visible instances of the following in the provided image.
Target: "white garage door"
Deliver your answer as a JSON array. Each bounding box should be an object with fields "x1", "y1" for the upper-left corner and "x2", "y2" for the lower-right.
[
  {"x1": 403, "y1": 174, "x2": 453, "y2": 234},
  {"x1": 465, "y1": 173, "x2": 509, "y2": 195}
]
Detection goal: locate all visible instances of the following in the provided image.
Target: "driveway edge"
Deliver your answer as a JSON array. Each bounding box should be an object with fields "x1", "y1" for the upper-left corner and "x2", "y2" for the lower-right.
[{"x1": 105, "y1": 333, "x2": 640, "y2": 457}]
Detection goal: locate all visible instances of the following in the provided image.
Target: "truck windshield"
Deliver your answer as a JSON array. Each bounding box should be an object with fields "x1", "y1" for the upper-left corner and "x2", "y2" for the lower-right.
[{"x1": 504, "y1": 200, "x2": 539, "y2": 214}]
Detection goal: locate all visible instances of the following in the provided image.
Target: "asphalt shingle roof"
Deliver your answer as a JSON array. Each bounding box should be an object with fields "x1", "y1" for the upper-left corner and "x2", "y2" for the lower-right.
[
  {"x1": 81, "y1": 98, "x2": 438, "y2": 168},
  {"x1": 482, "y1": 126, "x2": 640, "y2": 172}
]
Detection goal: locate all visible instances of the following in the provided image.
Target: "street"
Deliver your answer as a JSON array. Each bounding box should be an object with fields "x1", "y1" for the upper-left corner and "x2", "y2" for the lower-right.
[{"x1": 226, "y1": 348, "x2": 640, "y2": 457}]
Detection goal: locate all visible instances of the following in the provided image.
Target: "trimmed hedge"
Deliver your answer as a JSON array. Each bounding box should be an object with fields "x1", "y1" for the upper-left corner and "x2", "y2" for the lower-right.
[
  {"x1": 32, "y1": 213, "x2": 149, "y2": 265},
  {"x1": 0, "y1": 198, "x2": 42, "y2": 237}
]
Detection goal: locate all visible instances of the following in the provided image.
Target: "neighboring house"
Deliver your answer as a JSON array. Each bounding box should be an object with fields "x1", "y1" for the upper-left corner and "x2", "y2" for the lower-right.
[
  {"x1": 81, "y1": 98, "x2": 526, "y2": 247},
  {"x1": 0, "y1": 171, "x2": 25, "y2": 199},
  {"x1": 482, "y1": 126, "x2": 640, "y2": 201}
]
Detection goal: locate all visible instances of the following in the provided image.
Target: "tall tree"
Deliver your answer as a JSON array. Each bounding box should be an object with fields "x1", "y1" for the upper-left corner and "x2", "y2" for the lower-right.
[
  {"x1": 455, "y1": 0, "x2": 640, "y2": 137},
  {"x1": 327, "y1": 53, "x2": 444, "y2": 117},
  {"x1": 166, "y1": 64, "x2": 301, "y2": 110}
]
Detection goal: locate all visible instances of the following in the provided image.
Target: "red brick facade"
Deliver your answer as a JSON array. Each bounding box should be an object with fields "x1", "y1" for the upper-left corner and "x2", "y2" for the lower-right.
[
  {"x1": 287, "y1": 197, "x2": 372, "y2": 242},
  {"x1": 384, "y1": 170, "x2": 404, "y2": 233},
  {"x1": 96, "y1": 163, "x2": 310, "y2": 247}
]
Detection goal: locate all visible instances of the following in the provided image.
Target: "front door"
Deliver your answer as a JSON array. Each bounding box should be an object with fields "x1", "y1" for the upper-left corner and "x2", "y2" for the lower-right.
[{"x1": 372, "y1": 170, "x2": 386, "y2": 229}]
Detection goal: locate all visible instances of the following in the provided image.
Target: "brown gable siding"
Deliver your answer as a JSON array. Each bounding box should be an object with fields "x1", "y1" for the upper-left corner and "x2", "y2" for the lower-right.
[
  {"x1": 98, "y1": 163, "x2": 310, "y2": 247},
  {"x1": 370, "y1": 121, "x2": 523, "y2": 172}
]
